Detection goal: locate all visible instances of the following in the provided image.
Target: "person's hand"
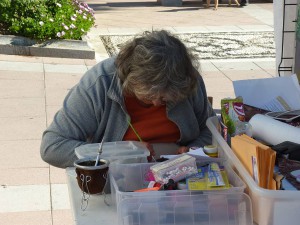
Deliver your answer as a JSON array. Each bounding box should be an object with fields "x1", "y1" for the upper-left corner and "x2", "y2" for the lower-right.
[
  {"x1": 176, "y1": 146, "x2": 189, "y2": 154},
  {"x1": 144, "y1": 142, "x2": 155, "y2": 162}
]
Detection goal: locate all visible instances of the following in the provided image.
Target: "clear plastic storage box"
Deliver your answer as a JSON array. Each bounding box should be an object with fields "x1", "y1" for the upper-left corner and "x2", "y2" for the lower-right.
[
  {"x1": 118, "y1": 193, "x2": 252, "y2": 225},
  {"x1": 109, "y1": 157, "x2": 246, "y2": 207},
  {"x1": 207, "y1": 116, "x2": 300, "y2": 225},
  {"x1": 75, "y1": 141, "x2": 149, "y2": 163}
]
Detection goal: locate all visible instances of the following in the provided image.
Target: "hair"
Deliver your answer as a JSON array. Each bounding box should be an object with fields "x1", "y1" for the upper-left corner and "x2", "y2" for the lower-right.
[{"x1": 115, "y1": 30, "x2": 200, "y2": 103}]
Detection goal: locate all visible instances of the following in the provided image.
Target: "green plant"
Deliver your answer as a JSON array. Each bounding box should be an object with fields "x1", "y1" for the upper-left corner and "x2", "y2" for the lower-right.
[{"x1": 0, "y1": 0, "x2": 95, "y2": 41}]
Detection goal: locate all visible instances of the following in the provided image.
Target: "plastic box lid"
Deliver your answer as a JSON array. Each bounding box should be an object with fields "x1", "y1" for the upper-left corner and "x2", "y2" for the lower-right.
[
  {"x1": 206, "y1": 116, "x2": 300, "y2": 225},
  {"x1": 75, "y1": 141, "x2": 150, "y2": 162},
  {"x1": 118, "y1": 193, "x2": 253, "y2": 225}
]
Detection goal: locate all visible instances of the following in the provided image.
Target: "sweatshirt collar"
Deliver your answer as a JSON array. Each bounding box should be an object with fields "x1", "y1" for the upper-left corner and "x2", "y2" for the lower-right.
[{"x1": 107, "y1": 72, "x2": 124, "y2": 106}]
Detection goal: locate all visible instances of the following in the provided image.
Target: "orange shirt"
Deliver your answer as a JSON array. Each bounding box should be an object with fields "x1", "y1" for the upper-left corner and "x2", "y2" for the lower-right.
[{"x1": 123, "y1": 96, "x2": 180, "y2": 143}]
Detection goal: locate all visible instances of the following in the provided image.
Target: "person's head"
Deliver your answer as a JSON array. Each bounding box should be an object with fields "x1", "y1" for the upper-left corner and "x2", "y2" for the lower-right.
[{"x1": 115, "y1": 30, "x2": 199, "y2": 106}]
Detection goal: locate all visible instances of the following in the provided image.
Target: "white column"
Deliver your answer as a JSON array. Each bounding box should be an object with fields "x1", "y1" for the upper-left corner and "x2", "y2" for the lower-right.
[{"x1": 274, "y1": 0, "x2": 298, "y2": 76}]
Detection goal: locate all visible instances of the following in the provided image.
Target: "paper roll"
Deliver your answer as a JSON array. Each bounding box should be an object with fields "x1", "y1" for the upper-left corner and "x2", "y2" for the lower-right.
[{"x1": 249, "y1": 114, "x2": 300, "y2": 145}]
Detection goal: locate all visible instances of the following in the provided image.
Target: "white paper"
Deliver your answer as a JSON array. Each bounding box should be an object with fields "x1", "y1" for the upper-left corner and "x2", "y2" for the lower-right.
[
  {"x1": 188, "y1": 147, "x2": 209, "y2": 157},
  {"x1": 233, "y1": 74, "x2": 300, "y2": 111},
  {"x1": 160, "y1": 155, "x2": 178, "y2": 159},
  {"x1": 160, "y1": 148, "x2": 209, "y2": 159}
]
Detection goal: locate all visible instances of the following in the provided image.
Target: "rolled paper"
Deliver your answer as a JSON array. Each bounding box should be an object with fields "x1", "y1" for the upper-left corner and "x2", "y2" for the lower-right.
[{"x1": 249, "y1": 114, "x2": 300, "y2": 145}]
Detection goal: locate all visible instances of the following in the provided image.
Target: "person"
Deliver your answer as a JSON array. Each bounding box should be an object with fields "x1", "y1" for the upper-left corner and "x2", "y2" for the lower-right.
[
  {"x1": 215, "y1": 0, "x2": 247, "y2": 7},
  {"x1": 40, "y1": 30, "x2": 216, "y2": 168},
  {"x1": 240, "y1": 0, "x2": 247, "y2": 7}
]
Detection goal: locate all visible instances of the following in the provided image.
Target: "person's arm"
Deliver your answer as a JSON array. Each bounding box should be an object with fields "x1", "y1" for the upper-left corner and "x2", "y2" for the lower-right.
[
  {"x1": 181, "y1": 75, "x2": 216, "y2": 151},
  {"x1": 40, "y1": 78, "x2": 101, "y2": 168}
]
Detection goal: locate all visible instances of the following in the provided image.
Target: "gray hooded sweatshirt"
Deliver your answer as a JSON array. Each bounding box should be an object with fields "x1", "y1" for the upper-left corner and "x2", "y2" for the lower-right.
[{"x1": 40, "y1": 57, "x2": 215, "y2": 168}]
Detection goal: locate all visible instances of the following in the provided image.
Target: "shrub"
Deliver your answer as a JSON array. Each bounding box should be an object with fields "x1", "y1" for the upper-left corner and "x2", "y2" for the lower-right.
[{"x1": 0, "y1": 0, "x2": 95, "y2": 41}]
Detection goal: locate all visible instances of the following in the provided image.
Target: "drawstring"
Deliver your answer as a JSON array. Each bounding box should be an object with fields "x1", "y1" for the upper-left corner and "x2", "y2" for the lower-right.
[
  {"x1": 127, "y1": 118, "x2": 143, "y2": 142},
  {"x1": 127, "y1": 117, "x2": 156, "y2": 162}
]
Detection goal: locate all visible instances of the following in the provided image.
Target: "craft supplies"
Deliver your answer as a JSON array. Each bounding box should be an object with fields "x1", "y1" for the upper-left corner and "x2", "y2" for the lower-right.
[
  {"x1": 278, "y1": 157, "x2": 300, "y2": 190},
  {"x1": 291, "y1": 170, "x2": 300, "y2": 183},
  {"x1": 188, "y1": 146, "x2": 210, "y2": 157},
  {"x1": 187, "y1": 163, "x2": 230, "y2": 191},
  {"x1": 134, "y1": 186, "x2": 161, "y2": 192},
  {"x1": 265, "y1": 110, "x2": 300, "y2": 123},
  {"x1": 203, "y1": 145, "x2": 218, "y2": 157},
  {"x1": 150, "y1": 154, "x2": 197, "y2": 184},
  {"x1": 207, "y1": 162, "x2": 225, "y2": 187},
  {"x1": 249, "y1": 114, "x2": 300, "y2": 145},
  {"x1": 231, "y1": 134, "x2": 276, "y2": 189},
  {"x1": 207, "y1": 115, "x2": 300, "y2": 225},
  {"x1": 163, "y1": 179, "x2": 177, "y2": 190},
  {"x1": 221, "y1": 97, "x2": 246, "y2": 136},
  {"x1": 177, "y1": 180, "x2": 187, "y2": 190}
]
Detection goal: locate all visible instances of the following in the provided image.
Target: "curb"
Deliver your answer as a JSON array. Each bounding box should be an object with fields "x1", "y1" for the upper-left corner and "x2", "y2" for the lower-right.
[{"x1": 0, "y1": 35, "x2": 95, "y2": 59}]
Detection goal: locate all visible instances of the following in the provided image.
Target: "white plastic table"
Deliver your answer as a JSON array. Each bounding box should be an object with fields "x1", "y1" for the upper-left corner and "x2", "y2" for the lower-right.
[
  {"x1": 66, "y1": 143, "x2": 180, "y2": 225},
  {"x1": 66, "y1": 168, "x2": 117, "y2": 225}
]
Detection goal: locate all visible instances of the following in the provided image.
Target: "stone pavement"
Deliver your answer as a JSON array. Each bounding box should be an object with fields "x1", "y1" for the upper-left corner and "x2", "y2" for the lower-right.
[{"x1": 0, "y1": 1, "x2": 275, "y2": 225}]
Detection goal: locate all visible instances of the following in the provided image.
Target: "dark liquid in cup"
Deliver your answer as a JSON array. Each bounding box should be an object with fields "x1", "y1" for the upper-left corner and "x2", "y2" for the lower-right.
[
  {"x1": 78, "y1": 160, "x2": 105, "y2": 166},
  {"x1": 75, "y1": 159, "x2": 109, "y2": 194}
]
